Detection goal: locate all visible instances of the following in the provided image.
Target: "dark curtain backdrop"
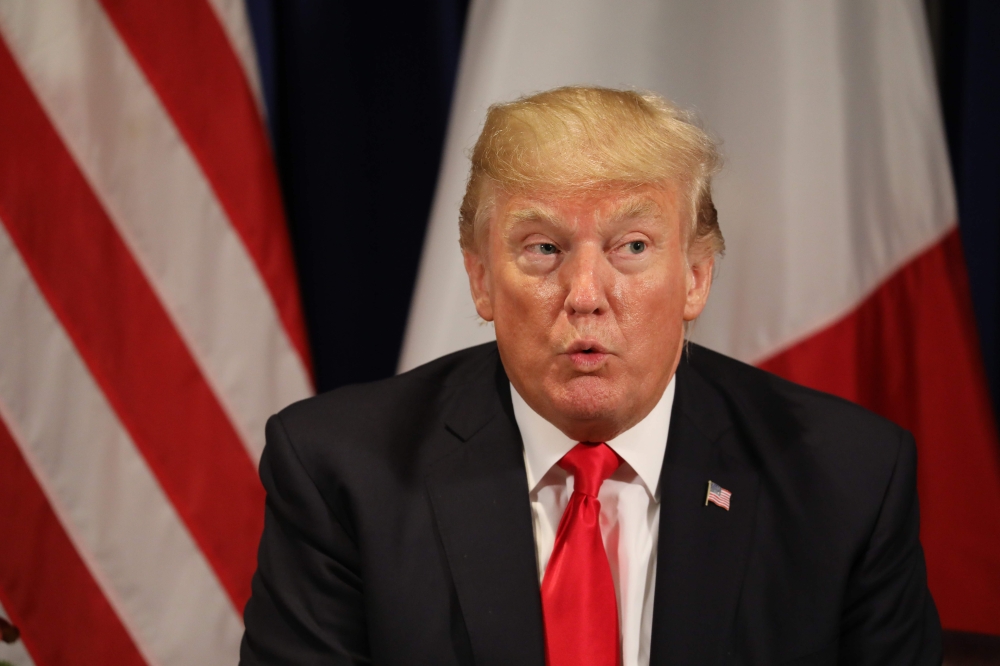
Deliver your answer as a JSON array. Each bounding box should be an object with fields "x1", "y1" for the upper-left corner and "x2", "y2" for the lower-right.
[
  {"x1": 246, "y1": 0, "x2": 1000, "y2": 421},
  {"x1": 245, "y1": 0, "x2": 468, "y2": 392}
]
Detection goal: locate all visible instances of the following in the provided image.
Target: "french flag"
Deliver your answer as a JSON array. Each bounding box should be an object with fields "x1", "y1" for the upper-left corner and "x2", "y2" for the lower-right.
[{"x1": 402, "y1": 0, "x2": 1000, "y2": 635}]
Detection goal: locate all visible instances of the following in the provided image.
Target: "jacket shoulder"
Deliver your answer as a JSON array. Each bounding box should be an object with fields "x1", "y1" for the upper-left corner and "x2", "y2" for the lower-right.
[
  {"x1": 272, "y1": 341, "x2": 499, "y2": 446},
  {"x1": 682, "y1": 344, "x2": 915, "y2": 570},
  {"x1": 684, "y1": 342, "x2": 904, "y2": 445}
]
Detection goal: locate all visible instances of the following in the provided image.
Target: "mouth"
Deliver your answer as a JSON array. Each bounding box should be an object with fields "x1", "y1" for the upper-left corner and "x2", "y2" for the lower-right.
[
  {"x1": 565, "y1": 340, "x2": 609, "y2": 355},
  {"x1": 563, "y1": 340, "x2": 611, "y2": 370}
]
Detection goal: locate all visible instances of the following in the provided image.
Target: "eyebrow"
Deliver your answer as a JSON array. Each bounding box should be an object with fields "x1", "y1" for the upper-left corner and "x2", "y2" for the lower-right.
[{"x1": 506, "y1": 206, "x2": 561, "y2": 225}]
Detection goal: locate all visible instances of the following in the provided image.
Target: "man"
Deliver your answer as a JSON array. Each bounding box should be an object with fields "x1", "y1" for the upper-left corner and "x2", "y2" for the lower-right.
[{"x1": 240, "y1": 87, "x2": 941, "y2": 665}]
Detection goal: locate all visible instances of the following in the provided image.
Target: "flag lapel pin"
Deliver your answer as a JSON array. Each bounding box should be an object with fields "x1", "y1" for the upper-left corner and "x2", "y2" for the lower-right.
[{"x1": 705, "y1": 480, "x2": 732, "y2": 510}]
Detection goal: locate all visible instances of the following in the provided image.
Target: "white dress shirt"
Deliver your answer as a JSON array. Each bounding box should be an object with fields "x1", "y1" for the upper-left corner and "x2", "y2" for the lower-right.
[{"x1": 512, "y1": 378, "x2": 675, "y2": 666}]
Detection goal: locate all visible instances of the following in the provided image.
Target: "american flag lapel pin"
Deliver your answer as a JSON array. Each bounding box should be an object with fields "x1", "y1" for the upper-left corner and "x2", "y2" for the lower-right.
[{"x1": 705, "y1": 480, "x2": 732, "y2": 510}]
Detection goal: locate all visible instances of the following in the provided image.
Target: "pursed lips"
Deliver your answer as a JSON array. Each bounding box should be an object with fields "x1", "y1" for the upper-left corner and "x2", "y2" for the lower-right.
[{"x1": 562, "y1": 339, "x2": 611, "y2": 371}]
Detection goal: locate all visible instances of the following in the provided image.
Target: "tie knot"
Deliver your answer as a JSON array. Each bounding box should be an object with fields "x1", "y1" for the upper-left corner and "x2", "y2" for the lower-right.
[{"x1": 558, "y1": 442, "x2": 622, "y2": 497}]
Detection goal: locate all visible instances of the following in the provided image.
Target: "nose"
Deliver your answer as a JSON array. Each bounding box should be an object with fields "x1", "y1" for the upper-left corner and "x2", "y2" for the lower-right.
[{"x1": 563, "y1": 244, "x2": 610, "y2": 316}]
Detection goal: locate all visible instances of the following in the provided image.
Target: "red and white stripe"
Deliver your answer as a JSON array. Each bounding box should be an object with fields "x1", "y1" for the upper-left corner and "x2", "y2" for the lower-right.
[
  {"x1": 0, "y1": 1, "x2": 311, "y2": 664},
  {"x1": 403, "y1": 0, "x2": 1000, "y2": 634}
]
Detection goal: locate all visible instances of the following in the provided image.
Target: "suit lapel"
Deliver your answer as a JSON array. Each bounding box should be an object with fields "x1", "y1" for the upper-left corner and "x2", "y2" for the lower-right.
[
  {"x1": 425, "y1": 358, "x2": 545, "y2": 666},
  {"x1": 649, "y1": 356, "x2": 761, "y2": 665}
]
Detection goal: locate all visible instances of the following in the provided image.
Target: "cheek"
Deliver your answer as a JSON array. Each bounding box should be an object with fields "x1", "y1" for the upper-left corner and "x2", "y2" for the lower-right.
[
  {"x1": 613, "y1": 264, "x2": 688, "y2": 341},
  {"x1": 492, "y1": 268, "x2": 562, "y2": 341}
]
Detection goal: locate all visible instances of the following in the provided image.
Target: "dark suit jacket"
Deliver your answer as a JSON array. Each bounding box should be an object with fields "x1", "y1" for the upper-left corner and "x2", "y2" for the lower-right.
[{"x1": 240, "y1": 342, "x2": 941, "y2": 665}]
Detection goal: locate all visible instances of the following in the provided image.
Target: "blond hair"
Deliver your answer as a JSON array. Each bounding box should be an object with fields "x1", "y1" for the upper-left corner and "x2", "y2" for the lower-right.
[{"x1": 459, "y1": 86, "x2": 723, "y2": 258}]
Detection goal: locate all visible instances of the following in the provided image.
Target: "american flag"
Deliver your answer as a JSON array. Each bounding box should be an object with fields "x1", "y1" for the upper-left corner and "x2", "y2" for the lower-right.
[
  {"x1": 705, "y1": 481, "x2": 732, "y2": 511},
  {"x1": 0, "y1": 2, "x2": 312, "y2": 664}
]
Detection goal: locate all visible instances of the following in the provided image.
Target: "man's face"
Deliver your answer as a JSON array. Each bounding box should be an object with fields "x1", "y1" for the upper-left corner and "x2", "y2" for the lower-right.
[{"x1": 464, "y1": 183, "x2": 714, "y2": 442}]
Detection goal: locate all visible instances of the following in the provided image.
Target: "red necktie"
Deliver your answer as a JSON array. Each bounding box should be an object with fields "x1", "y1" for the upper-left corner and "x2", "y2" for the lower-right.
[{"x1": 541, "y1": 442, "x2": 623, "y2": 666}]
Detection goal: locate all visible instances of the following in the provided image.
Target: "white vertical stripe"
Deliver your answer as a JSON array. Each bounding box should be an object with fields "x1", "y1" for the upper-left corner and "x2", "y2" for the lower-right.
[
  {"x1": 0, "y1": 600, "x2": 35, "y2": 666},
  {"x1": 204, "y1": 0, "x2": 266, "y2": 114},
  {"x1": 0, "y1": 0, "x2": 312, "y2": 462},
  {"x1": 400, "y1": 0, "x2": 955, "y2": 371},
  {"x1": 0, "y1": 222, "x2": 243, "y2": 665}
]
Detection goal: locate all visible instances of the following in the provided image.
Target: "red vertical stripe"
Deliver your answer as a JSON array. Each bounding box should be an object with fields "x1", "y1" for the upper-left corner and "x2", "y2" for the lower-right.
[
  {"x1": 0, "y1": 37, "x2": 261, "y2": 610},
  {"x1": 759, "y1": 230, "x2": 1000, "y2": 635},
  {"x1": 0, "y1": 416, "x2": 148, "y2": 666},
  {"x1": 97, "y1": 0, "x2": 313, "y2": 377}
]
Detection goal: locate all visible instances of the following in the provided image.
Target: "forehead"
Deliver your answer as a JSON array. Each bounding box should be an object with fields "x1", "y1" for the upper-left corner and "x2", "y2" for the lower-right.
[{"x1": 495, "y1": 183, "x2": 681, "y2": 231}]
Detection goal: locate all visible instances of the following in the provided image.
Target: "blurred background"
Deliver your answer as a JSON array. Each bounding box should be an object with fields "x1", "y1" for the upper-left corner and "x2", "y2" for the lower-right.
[
  {"x1": 246, "y1": 0, "x2": 999, "y2": 399},
  {"x1": 0, "y1": 0, "x2": 998, "y2": 663}
]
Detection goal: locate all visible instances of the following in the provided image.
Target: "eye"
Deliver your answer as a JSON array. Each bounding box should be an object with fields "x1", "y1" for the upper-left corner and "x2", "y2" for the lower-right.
[
  {"x1": 626, "y1": 240, "x2": 646, "y2": 254},
  {"x1": 536, "y1": 243, "x2": 558, "y2": 255}
]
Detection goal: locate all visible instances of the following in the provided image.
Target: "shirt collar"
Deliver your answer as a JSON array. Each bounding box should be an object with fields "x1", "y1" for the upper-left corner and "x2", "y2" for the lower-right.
[{"x1": 512, "y1": 375, "x2": 676, "y2": 499}]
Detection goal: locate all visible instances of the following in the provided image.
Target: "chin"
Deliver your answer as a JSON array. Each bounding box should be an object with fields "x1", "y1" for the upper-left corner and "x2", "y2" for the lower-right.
[{"x1": 547, "y1": 375, "x2": 625, "y2": 426}]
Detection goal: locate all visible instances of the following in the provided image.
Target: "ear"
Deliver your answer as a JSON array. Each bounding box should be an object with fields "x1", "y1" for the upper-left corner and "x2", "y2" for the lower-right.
[
  {"x1": 463, "y1": 250, "x2": 495, "y2": 322},
  {"x1": 683, "y1": 251, "x2": 714, "y2": 321}
]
